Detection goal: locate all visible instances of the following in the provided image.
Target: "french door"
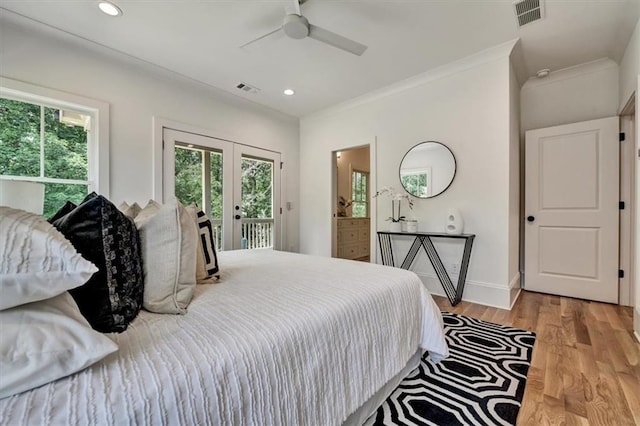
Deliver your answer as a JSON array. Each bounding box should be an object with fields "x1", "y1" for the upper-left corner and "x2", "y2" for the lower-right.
[{"x1": 163, "y1": 128, "x2": 281, "y2": 251}]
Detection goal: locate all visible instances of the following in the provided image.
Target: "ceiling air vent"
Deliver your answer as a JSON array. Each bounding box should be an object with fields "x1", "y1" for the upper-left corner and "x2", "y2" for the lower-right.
[
  {"x1": 236, "y1": 82, "x2": 260, "y2": 94},
  {"x1": 513, "y1": 0, "x2": 544, "y2": 27}
]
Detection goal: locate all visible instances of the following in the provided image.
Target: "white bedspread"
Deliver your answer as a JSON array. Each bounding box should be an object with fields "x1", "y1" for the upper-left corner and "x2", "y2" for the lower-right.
[{"x1": 0, "y1": 250, "x2": 448, "y2": 425}]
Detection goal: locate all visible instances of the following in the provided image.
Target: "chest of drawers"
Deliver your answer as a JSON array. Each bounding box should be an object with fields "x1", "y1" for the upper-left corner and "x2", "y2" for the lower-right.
[{"x1": 336, "y1": 218, "x2": 370, "y2": 261}]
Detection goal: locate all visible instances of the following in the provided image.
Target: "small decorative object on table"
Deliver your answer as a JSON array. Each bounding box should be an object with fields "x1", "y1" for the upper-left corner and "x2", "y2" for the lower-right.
[
  {"x1": 337, "y1": 196, "x2": 352, "y2": 217},
  {"x1": 405, "y1": 220, "x2": 418, "y2": 233},
  {"x1": 445, "y1": 208, "x2": 464, "y2": 235},
  {"x1": 374, "y1": 186, "x2": 414, "y2": 232}
]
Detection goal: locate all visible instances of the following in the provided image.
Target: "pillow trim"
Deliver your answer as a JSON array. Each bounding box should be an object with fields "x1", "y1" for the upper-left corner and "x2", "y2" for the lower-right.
[{"x1": 171, "y1": 204, "x2": 185, "y2": 313}]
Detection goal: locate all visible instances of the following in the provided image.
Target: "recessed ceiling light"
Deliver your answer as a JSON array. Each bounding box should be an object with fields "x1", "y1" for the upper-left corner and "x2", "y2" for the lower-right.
[
  {"x1": 283, "y1": 89, "x2": 295, "y2": 96},
  {"x1": 98, "y1": 1, "x2": 122, "y2": 16}
]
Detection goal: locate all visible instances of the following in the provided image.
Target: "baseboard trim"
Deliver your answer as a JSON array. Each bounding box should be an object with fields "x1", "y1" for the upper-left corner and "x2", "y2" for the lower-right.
[{"x1": 415, "y1": 272, "x2": 514, "y2": 310}]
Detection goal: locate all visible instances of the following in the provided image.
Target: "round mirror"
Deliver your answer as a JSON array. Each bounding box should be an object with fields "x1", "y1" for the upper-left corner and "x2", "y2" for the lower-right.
[{"x1": 399, "y1": 141, "x2": 456, "y2": 198}]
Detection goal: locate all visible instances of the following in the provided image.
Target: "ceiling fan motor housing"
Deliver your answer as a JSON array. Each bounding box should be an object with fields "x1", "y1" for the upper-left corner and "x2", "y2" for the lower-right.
[{"x1": 283, "y1": 14, "x2": 309, "y2": 39}]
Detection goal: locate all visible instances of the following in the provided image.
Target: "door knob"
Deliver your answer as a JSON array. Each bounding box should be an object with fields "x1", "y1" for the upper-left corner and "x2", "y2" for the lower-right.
[
  {"x1": 235, "y1": 214, "x2": 241, "y2": 220},
  {"x1": 527, "y1": 216, "x2": 535, "y2": 222}
]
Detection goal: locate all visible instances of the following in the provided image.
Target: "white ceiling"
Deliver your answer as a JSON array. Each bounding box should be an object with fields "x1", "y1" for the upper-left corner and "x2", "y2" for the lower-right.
[{"x1": 1, "y1": 0, "x2": 638, "y2": 117}]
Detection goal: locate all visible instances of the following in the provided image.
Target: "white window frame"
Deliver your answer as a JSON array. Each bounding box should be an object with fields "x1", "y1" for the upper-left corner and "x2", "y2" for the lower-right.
[{"x1": 0, "y1": 77, "x2": 110, "y2": 196}]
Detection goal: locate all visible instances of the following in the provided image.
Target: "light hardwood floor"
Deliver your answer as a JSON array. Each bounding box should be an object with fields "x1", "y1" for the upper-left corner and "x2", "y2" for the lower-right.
[{"x1": 431, "y1": 291, "x2": 640, "y2": 426}]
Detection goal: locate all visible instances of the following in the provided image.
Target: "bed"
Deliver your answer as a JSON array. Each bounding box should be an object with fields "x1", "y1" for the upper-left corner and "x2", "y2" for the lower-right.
[{"x1": 0, "y1": 249, "x2": 448, "y2": 425}]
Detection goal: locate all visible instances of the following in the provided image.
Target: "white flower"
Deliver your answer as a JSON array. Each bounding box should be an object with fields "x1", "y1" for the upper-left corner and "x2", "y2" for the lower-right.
[{"x1": 374, "y1": 186, "x2": 414, "y2": 222}]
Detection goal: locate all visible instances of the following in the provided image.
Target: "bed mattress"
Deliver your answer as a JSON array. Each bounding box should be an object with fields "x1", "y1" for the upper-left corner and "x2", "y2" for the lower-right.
[{"x1": 0, "y1": 250, "x2": 448, "y2": 425}]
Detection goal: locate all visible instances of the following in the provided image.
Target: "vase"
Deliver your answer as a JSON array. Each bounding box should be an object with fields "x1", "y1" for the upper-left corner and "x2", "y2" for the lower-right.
[
  {"x1": 445, "y1": 208, "x2": 464, "y2": 235},
  {"x1": 389, "y1": 222, "x2": 402, "y2": 232},
  {"x1": 405, "y1": 220, "x2": 418, "y2": 233}
]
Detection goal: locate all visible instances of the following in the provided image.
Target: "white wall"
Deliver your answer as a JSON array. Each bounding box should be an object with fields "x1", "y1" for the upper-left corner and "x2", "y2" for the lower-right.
[
  {"x1": 620, "y1": 19, "x2": 640, "y2": 112},
  {"x1": 300, "y1": 44, "x2": 519, "y2": 309},
  {"x1": 521, "y1": 59, "x2": 619, "y2": 133},
  {"x1": 509, "y1": 61, "x2": 521, "y2": 306},
  {"x1": 0, "y1": 15, "x2": 301, "y2": 252}
]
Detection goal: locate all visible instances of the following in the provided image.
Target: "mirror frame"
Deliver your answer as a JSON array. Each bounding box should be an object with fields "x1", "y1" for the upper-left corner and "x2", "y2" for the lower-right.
[{"x1": 399, "y1": 141, "x2": 457, "y2": 199}]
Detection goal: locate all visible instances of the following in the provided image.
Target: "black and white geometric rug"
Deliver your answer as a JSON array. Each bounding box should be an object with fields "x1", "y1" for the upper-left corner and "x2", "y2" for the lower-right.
[{"x1": 372, "y1": 313, "x2": 536, "y2": 426}]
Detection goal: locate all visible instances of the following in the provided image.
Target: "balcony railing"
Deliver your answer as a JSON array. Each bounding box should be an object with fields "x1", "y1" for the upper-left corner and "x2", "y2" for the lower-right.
[{"x1": 209, "y1": 218, "x2": 274, "y2": 250}]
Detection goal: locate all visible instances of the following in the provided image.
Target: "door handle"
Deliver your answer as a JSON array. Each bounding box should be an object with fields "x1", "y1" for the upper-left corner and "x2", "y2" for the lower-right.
[
  {"x1": 527, "y1": 216, "x2": 535, "y2": 222},
  {"x1": 235, "y1": 214, "x2": 241, "y2": 220}
]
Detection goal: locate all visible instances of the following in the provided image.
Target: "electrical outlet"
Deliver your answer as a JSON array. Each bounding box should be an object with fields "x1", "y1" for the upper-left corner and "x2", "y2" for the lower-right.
[{"x1": 451, "y1": 263, "x2": 460, "y2": 274}]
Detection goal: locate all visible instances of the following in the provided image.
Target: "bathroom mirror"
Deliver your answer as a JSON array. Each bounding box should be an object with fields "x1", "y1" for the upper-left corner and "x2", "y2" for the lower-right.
[{"x1": 399, "y1": 141, "x2": 456, "y2": 198}]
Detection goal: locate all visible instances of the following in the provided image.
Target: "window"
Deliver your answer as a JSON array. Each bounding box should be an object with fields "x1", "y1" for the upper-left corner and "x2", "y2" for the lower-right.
[
  {"x1": 401, "y1": 169, "x2": 430, "y2": 198},
  {"x1": 0, "y1": 78, "x2": 108, "y2": 218},
  {"x1": 351, "y1": 169, "x2": 369, "y2": 218}
]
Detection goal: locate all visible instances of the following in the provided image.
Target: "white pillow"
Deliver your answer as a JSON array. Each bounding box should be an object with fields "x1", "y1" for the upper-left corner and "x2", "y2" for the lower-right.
[
  {"x1": 134, "y1": 199, "x2": 197, "y2": 314},
  {"x1": 0, "y1": 207, "x2": 98, "y2": 311},
  {"x1": 118, "y1": 201, "x2": 142, "y2": 219},
  {"x1": 0, "y1": 292, "x2": 118, "y2": 399}
]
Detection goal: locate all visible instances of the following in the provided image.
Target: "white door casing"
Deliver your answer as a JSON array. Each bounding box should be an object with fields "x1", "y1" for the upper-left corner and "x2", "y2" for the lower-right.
[{"x1": 525, "y1": 117, "x2": 619, "y2": 303}]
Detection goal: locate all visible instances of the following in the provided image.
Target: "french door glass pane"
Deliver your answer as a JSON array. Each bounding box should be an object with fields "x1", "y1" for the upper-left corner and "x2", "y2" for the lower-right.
[
  {"x1": 174, "y1": 145, "x2": 203, "y2": 206},
  {"x1": 241, "y1": 156, "x2": 273, "y2": 249}
]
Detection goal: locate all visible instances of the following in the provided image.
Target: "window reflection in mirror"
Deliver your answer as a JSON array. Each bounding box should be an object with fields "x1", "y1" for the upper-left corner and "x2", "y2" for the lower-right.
[{"x1": 399, "y1": 141, "x2": 456, "y2": 198}]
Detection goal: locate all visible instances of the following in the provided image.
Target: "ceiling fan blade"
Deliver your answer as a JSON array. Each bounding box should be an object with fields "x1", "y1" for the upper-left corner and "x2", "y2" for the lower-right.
[
  {"x1": 240, "y1": 27, "x2": 284, "y2": 51},
  {"x1": 284, "y1": 0, "x2": 301, "y2": 16},
  {"x1": 308, "y1": 24, "x2": 367, "y2": 56}
]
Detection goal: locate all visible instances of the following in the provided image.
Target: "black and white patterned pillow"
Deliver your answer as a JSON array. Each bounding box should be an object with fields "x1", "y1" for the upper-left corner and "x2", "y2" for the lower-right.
[
  {"x1": 188, "y1": 207, "x2": 219, "y2": 281},
  {"x1": 52, "y1": 194, "x2": 144, "y2": 333}
]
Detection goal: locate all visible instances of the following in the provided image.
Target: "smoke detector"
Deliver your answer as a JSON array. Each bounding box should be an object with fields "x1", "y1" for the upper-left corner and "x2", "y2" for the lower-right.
[
  {"x1": 236, "y1": 82, "x2": 260, "y2": 94},
  {"x1": 513, "y1": 0, "x2": 544, "y2": 27},
  {"x1": 536, "y1": 69, "x2": 550, "y2": 78}
]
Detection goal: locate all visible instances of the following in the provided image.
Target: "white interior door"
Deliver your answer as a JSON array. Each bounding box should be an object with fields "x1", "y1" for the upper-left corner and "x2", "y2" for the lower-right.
[
  {"x1": 525, "y1": 117, "x2": 619, "y2": 303},
  {"x1": 163, "y1": 128, "x2": 281, "y2": 251}
]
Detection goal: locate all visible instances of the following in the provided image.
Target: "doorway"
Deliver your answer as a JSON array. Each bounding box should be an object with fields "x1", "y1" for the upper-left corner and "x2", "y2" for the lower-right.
[
  {"x1": 331, "y1": 145, "x2": 372, "y2": 262},
  {"x1": 163, "y1": 128, "x2": 282, "y2": 251}
]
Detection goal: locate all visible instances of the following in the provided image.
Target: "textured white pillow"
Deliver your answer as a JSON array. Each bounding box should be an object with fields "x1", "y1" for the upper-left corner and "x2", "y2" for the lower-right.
[
  {"x1": 134, "y1": 199, "x2": 197, "y2": 314},
  {"x1": 0, "y1": 207, "x2": 98, "y2": 311},
  {"x1": 0, "y1": 292, "x2": 118, "y2": 399}
]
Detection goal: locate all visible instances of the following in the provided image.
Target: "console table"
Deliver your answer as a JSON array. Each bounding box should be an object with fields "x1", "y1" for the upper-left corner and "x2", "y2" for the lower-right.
[{"x1": 377, "y1": 231, "x2": 475, "y2": 306}]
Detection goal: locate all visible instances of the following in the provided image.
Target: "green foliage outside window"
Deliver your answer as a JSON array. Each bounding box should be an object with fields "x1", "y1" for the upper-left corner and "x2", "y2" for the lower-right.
[
  {"x1": 241, "y1": 157, "x2": 272, "y2": 219},
  {"x1": 401, "y1": 173, "x2": 428, "y2": 198},
  {"x1": 173, "y1": 148, "x2": 272, "y2": 221},
  {"x1": 0, "y1": 98, "x2": 89, "y2": 218},
  {"x1": 351, "y1": 170, "x2": 368, "y2": 218}
]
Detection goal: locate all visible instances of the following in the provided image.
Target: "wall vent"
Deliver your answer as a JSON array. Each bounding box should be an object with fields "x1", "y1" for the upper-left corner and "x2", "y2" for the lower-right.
[
  {"x1": 513, "y1": 0, "x2": 544, "y2": 27},
  {"x1": 236, "y1": 82, "x2": 260, "y2": 94}
]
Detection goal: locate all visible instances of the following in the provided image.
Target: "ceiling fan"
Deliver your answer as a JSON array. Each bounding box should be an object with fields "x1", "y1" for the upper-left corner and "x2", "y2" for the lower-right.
[{"x1": 240, "y1": 0, "x2": 368, "y2": 56}]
